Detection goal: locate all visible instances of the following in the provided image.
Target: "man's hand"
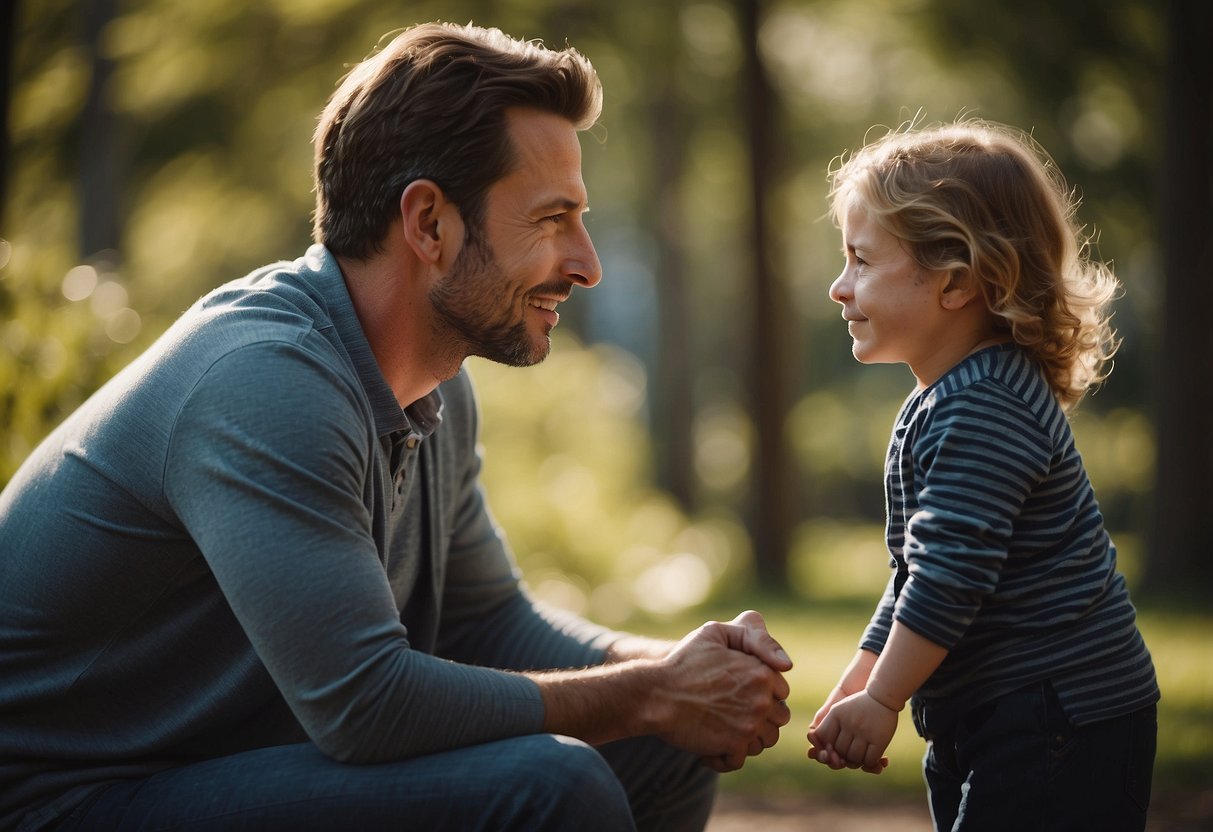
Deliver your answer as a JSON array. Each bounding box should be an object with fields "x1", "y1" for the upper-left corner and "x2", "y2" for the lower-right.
[
  {"x1": 533, "y1": 610, "x2": 791, "y2": 772},
  {"x1": 714, "y1": 610, "x2": 794, "y2": 673},
  {"x1": 649, "y1": 614, "x2": 792, "y2": 771}
]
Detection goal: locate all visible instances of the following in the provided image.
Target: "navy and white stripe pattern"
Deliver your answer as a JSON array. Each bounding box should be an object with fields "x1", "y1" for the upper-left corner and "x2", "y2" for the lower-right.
[{"x1": 860, "y1": 344, "x2": 1158, "y2": 726}]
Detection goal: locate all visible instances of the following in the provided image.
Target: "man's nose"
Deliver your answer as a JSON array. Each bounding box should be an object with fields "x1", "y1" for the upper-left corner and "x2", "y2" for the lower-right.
[{"x1": 564, "y1": 222, "x2": 602, "y2": 288}]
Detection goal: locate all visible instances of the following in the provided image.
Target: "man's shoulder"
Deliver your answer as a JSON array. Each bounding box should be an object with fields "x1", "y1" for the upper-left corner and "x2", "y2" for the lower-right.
[
  {"x1": 191, "y1": 261, "x2": 332, "y2": 342},
  {"x1": 153, "y1": 252, "x2": 358, "y2": 381}
]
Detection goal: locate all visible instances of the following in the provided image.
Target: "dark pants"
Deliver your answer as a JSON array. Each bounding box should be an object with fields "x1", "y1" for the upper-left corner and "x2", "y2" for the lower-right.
[
  {"x1": 914, "y1": 681, "x2": 1156, "y2": 832},
  {"x1": 53, "y1": 734, "x2": 716, "y2": 832}
]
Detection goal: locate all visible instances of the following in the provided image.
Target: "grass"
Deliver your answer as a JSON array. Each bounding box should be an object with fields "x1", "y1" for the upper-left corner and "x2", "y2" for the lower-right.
[{"x1": 636, "y1": 587, "x2": 1213, "y2": 803}]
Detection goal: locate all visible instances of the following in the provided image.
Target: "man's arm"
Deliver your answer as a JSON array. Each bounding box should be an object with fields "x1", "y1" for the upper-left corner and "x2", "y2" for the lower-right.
[
  {"x1": 436, "y1": 373, "x2": 792, "y2": 768},
  {"x1": 534, "y1": 611, "x2": 793, "y2": 772}
]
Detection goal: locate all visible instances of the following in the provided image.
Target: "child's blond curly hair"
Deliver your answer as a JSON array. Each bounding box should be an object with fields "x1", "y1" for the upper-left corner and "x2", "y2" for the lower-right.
[{"x1": 828, "y1": 119, "x2": 1120, "y2": 412}]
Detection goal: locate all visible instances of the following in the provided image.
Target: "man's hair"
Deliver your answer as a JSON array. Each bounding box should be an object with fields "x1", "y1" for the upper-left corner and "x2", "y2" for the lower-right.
[
  {"x1": 828, "y1": 119, "x2": 1120, "y2": 413},
  {"x1": 312, "y1": 22, "x2": 602, "y2": 259}
]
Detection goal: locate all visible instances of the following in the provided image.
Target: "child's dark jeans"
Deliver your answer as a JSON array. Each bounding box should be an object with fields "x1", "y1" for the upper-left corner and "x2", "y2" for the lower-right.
[{"x1": 912, "y1": 680, "x2": 1156, "y2": 831}]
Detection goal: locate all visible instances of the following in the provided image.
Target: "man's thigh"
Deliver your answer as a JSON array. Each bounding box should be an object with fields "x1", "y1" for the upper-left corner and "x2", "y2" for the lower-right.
[
  {"x1": 55, "y1": 735, "x2": 634, "y2": 832},
  {"x1": 597, "y1": 735, "x2": 717, "y2": 832}
]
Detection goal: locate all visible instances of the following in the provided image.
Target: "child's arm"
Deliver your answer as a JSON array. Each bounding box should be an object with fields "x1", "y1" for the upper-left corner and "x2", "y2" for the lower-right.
[
  {"x1": 808, "y1": 622, "x2": 947, "y2": 772},
  {"x1": 866, "y1": 620, "x2": 948, "y2": 711},
  {"x1": 809, "y1": 648, "x2": 877, "y2": 729}
]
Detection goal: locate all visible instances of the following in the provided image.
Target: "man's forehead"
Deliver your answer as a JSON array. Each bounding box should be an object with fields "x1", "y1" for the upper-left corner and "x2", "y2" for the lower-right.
[{"x1": 494, "y1": 112, "x2": 588, "y2": 210}]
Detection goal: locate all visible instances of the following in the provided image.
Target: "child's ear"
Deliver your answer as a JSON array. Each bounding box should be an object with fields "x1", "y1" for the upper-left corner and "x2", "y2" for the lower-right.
[{"x1": 940, "y1": 268, "x2": 980, "y2": 310}]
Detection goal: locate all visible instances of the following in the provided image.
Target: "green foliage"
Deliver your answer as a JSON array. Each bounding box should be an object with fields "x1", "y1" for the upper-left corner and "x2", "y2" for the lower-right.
[
  {"x1": 3, "y1": 0, "x2": 1169, "y2": 592},
  {"x1": 2, "y1": 0, "x2": 1168, "y2": 600},
  {"x1": 644, "y1": 563, "x2": 1213, "y2": 802},
  {"x1": 0, "y1": 244, "x2": 150, "y2": 481},
  {"x1": 1, "y1": 0, "x2": 1201, "y2": 807},
  {"x1": 469, "y1": 335, "x2": 756, "y2": 624}
]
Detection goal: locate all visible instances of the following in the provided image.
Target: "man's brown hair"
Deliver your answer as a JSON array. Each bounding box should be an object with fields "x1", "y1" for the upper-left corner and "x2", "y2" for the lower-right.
[{"x1": 313, "y1": 22, "x2": 602, "y2": 259}]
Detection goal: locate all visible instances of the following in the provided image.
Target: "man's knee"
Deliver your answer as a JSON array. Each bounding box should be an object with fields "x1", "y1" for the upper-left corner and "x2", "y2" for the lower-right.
[
  {"x1": 493, "y1": 734, "x2": 636, "y2": 832},
  {"x1": 597, "y1": 736, "x2": 717, "y2": 831}
]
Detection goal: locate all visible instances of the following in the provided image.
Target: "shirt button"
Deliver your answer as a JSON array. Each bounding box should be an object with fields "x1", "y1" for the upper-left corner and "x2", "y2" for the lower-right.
[{"x1": 406, "y1": 436, "x2": 419, "y2": 449}]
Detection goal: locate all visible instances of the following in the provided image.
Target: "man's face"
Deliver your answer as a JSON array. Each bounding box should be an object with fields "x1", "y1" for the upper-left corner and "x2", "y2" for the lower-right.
[{"x1": 428, "y1": 108, "x2": 602, "y2": 367}]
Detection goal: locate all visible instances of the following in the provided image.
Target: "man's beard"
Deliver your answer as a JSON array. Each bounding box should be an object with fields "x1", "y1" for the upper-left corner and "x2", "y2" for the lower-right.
[{"x1": 428, "y1": 232, "x2": 552, "y2": 368}]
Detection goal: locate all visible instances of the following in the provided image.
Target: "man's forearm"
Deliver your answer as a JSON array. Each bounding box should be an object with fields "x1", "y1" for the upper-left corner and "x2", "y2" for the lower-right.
[
  {"x1": 531, "y1": 658, "x2": 663, "y2": 745},
  {"x1": 525, "y1": 614, "x2": 792, "y2": 767},
  {"x1": 601, "y1": 633, "x2": 675, "y2": 663}
]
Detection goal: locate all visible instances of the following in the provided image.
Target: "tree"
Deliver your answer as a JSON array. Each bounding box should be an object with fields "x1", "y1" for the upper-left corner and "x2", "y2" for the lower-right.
[
  {"x1": 739, "y1": 0, "x2": 794, "y2": 585},
  {"x1": 647, "y1": 22, "x2": 697, "y2": 512},
  {"x1": 0, "y1": 0, "x2": 14, "y2": 230},
  {"x1": 1143, "y1": 0, "x2": 1213, "y2": 598},
  {"x1": 80, "y1": 0, "x2": 124, "y2": 261}
]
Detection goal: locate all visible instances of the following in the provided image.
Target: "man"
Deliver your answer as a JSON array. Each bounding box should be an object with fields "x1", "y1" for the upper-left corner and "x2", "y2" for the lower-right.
[{"x1": 0, "y1": 21, "x2": 791, "y2": 832}]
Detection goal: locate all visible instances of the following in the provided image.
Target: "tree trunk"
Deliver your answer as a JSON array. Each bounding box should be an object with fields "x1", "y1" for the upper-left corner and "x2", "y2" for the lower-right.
[
  {"x1": 739, "y1": 0, "x2": 793, "y2": 586},
  {"x1": 649, "y1": 49, "x2": 696, "y2": 510},
  {"x1": 80, "y1": 0, "x2": 124, "y2": 261},
  {"x1": 1143, "y1": 0, "x2": 1213, "y2": 597},
  {"x1": 0, "y1": 0, "x2": 15, "y2": 231}
]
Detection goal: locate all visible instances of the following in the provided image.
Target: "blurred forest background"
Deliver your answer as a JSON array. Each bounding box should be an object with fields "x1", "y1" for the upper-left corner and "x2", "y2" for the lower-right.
[{"x1": 3, "y1": 0, "x2": 1212, "y2": 817}]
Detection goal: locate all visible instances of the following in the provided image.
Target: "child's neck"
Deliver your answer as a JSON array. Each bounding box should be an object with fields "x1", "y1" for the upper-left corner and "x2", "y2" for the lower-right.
[
  {"x1": 964, "y1": 334, "x2": 1013, "y2": 358},
  {"x1": 913, "y1": 332, "x2": 1013, "y2": 390}
]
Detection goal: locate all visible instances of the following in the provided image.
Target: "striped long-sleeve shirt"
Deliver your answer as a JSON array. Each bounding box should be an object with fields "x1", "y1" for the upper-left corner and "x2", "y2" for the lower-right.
[{"x1": 860, "y1": 344, "x2": 1158, "y2": 727}]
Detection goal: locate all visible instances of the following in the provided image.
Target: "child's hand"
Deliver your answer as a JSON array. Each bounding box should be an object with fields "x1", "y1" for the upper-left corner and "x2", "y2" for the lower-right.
[
  {"x1": 807, "y1": 689, "x2": 895, "y2": 774},
  {"x1": 809, "y1": 684, "x2": 847, "y2": 729}
]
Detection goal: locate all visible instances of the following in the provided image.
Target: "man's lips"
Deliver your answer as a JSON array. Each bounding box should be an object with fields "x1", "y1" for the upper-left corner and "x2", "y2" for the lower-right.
[
  {"x1": 528, "y1": 295, "x2": 565, "y2": 327},
  {"x1": 529, "y1": 297, "x2": 563, "y2": 312}
]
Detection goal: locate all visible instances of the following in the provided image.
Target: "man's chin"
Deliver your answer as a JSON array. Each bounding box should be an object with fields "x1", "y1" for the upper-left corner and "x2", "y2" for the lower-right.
[
  {"x1": 517, "y1": 340, "x2": 552, "y2": 367},
  {"x1": 477, "y1": 337, "x2": 551, "y2": 368}
]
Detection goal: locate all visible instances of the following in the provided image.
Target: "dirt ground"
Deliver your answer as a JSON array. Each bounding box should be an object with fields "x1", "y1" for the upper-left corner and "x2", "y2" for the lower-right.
[
  {"x1": 707, "y1": 792, "x2": 932, "y2": 831},
  {"x1": 706, "y1": 788, "x2": 1213, "y2": 832}
]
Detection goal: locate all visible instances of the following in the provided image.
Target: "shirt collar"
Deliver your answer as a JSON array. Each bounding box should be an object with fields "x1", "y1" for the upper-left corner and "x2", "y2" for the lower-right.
[{"x1": 298, "y1": 244, "x2": 444, "y2": 440}]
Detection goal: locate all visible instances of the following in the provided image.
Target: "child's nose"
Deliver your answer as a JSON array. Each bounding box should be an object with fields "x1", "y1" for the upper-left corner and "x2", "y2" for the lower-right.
[{"x1": 828, "y1": 270, "x2": 851, "y2": 304}]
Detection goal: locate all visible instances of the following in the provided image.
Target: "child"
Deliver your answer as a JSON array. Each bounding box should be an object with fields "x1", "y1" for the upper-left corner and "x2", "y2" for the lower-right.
[{"x1": 806, "y1": 120, "x2": 1159, "y2": 831}]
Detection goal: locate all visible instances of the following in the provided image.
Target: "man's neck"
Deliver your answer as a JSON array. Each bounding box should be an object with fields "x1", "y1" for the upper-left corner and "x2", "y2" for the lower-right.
[{"x1": 336, "y1": 251, "x2": 458, "y2": 409}]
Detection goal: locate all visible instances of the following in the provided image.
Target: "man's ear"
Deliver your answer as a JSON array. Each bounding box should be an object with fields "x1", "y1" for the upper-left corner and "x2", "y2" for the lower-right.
[
  {"x1": 399, "y1": 180, "x2": 463, "y2": 266},
  {"x1": 939, "y1": 268, "x2": 980, "y2": 310}
]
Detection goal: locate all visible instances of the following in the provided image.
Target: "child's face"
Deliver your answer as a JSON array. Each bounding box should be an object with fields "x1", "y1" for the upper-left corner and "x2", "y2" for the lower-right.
[{"x1": 828, "y1": 199, "x2": 955, "y2": 386}]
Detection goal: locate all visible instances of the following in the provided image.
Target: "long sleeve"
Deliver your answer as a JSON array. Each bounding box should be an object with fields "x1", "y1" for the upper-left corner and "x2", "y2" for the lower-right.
[
  {"x1": 891, "y1": 383, "x2": 1051, "y2": 649},
  {"x1": 875, "y1": 345, "x2": 1156, "y2": 723},
  {"x1": 859, "y1": 571, "x2": 899, "y2": 656},
  {"x1": 433, "y1": 374, "x2": 622, "y2": 672},
  {"x1": 165, "y1": 341, "x2": 544, "y2": 763}
]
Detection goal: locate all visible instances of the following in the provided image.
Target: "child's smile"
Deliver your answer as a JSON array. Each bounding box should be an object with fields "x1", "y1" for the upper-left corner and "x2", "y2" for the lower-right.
[{"x1": 829, "y1": 199, "x2": 953, "y2": 385}]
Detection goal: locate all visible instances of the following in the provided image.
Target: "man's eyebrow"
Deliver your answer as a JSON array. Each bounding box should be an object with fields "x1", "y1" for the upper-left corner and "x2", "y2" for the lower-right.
[{"x1": 533, "y1": 196, "x2": 588, "y2": 214}]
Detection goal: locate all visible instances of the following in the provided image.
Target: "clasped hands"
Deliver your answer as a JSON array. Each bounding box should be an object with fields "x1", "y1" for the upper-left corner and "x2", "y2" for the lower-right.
[
  {"x1": 806, "y1": 684, "x2": 895, "y2": 775},
  {"x1": 661, "y1": 610, "x2": 793, "y2": 772}
]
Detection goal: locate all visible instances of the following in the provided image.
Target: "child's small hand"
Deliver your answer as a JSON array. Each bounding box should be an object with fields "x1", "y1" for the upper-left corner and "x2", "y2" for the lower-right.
[
  {"x1": 807, "y1": 689, "x2": 896, "y2": 774},
  {"x1": 807, "y1": 736, "x2": 888, "y2": 774}
]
